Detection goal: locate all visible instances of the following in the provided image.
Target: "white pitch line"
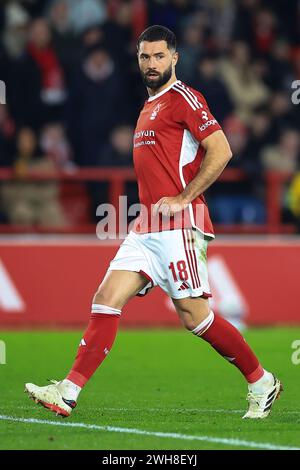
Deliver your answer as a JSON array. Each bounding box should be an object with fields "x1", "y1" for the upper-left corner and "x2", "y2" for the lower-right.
[{"x1": 0, "y1": 415, "x2": 299, "y2": 450}]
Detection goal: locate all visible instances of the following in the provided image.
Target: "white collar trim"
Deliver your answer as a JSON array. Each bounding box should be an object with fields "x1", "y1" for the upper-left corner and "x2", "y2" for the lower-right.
[{"x1": 147, "y1": 80, "x2": 181, "y2": 102}]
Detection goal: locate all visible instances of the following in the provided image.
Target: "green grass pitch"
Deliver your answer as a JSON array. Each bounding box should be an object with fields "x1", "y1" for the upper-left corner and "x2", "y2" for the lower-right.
[{"x1": 0, "y1": 327, "x2": 299, "y2": 450}]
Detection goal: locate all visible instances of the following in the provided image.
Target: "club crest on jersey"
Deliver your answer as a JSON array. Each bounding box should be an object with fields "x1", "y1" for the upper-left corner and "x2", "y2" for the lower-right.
[{"x1": 150, "y1": 103, "x2": 163, "y2": 120}]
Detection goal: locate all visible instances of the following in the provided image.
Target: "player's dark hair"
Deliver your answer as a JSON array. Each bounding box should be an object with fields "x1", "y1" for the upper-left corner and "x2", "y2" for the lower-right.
[{"x1": 137, "y1": 25, "x2": 177, "y2": 52}]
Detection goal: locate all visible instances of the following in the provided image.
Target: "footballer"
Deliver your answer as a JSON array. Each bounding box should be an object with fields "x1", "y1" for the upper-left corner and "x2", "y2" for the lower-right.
[{"x1": 25, "y1": 25, "x2": 282, "y2": 419}]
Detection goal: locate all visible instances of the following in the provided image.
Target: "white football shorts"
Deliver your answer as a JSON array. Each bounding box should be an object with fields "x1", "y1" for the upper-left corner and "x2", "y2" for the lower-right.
[{"x1": 108, "y1": 229, "x2": 212, "y2": 299}]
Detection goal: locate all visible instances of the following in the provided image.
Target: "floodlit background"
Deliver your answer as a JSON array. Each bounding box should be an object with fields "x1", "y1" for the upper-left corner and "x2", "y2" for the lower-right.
[{"x1": 0, "y1": 0, "x2": 299, "y2": 451}]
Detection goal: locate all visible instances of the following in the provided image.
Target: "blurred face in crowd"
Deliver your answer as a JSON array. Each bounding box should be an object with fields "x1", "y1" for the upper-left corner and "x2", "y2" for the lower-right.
[
  {"x1": 224, "y1": 117, "x2": 248, "y2": 154},
  {"x1": 272, "y1": 40, "x2": 290, "y2": 61},
  {"x1": 29, "y1": 19, "x2": 51, "y2": 49},
  {"x1": 242, "y1": 0, "x2": 260, "y2": 8},
  {"x1": 111, "y1": 125, "x2": 134, "y2": 155},
  {"x1": 280, "y1": 130, "x2": 300, "y2": 155},
  {"x1": 82, "y1": 27, "x2": 104, "y2": 47},
  {"x1": 88, "y1": 49, "x2": 110, "y2": 70},
  {"x1": 251, "y1": 112, "x2": 270, "y2": 137},
  {"x1": 17, "y1": 128, "x2": 37, "y2": 157},
  {"x1": 49, "y1": 0, "x2": 70, "y2": 30},
  {"x1": 198, "y1": 58, "x2": 217, "y2": 79},
  {"x1": 40, "y1": 124, "x2": 65, "y2": 151},
  {"x1": 231, "y1": 42, "x2": 250, "y2": 66},
  {"x1": 115, "y1": 2, "x2": 132, "y2": 27},
  {"x1": 271, "y1": 92, "x2": 290, "y2": 116},
  {"x1": 254, "y1": 9, "x2": 276, "y2": 32},
  {"x1": 84, "y1": 47, "x2": 114, "y2": 81},
  {"x1": 183, "y1": 22, "x2": 203, "y2": 47},
  {"x1": 138, "y1": 40, "x2": 178, "y2": 90},
  {"x1": 3, "y1": 23, "x2": 29, "y2": 58}
]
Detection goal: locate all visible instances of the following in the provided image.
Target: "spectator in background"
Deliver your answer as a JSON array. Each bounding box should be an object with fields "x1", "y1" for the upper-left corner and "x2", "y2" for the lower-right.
[
  {"x1": 98, "y1": 124, "x2": 134, "y2": 167},
  {"x1": 81, "y1": 5, "x2": 134, "y2": 74},
  {"x1": 205, "y1": 0, "x2": 236, "y2": 52},
  {"x1": 148, "y1": 0, "x2": 193, "y2": 37},
  {"x1": 67, "y1": 0, "x2": 107, "y2": 34},
  {"x1": 67, "y1": 43, "x2": 130, "y2": 166},
  {"x1": 105, "y1": 123, "x2": 138, "y2": 207},
  {"x1": 210, "y1": 114, "x2": 265, "y2": 224},
  {"x1": 40, "y1": 122, "x2": 74, "y2": 170},
  {"x1": 191, "y1": 53, "x2": 233, "y2": 124},
  {"x1": 47, "y1": 0, "x2": 80, "y2": 77},
  {"x1": 261, "y1": 129, "x2": 300, "y2": 173},
  {"x1": 288, "y1": 171, "x2": 300, "y2": 231},
  {"x1": 101, "y1": 2, "x2": 135, "y2": 64},
  {"x1": 251, "y1": 8, "x2": 278, "y2": 56},
  {"x1": 0, "y1": 0, "x2": 298, "y2": 232},
  {"x1": 176, "y1": 14, "x2": 205, "y2": 83},
  {"x1": 268, "y1": 91, "x2": 296, "y2": 140},
  {"x1": 262, "y1": 127, "x2": 300, "y2": 227},
  {"x1": 0, "y1": 105, "x2": 15, "y2": 167},
  {"x1": 242, "y1": 106, "x2": 272, "y2": 175},
  {"x1": 223, "y1": 114, "x2": 249, "y2": 169},
  {"x1": 81, "y1": 24, "x2": 105, "y2": 49},
  {"x1": 233, "y1": 0, "x2": 261, "y2": 45},
  {"x1": 93, "y1": 123, "x2": 138, "y2": 215},
  {"x1": 237, "y1": 106, "x2": 272, "y2": 213},
  {"x1": 219, "y1": 41, "x2": 270, "y2": 124},
  {"x1": 16, "y1": 0, "x2": 49, "y2": 18},
  {"x1": 107, "y1": 0, "x2": 150, "y2": 43},
  {"x1": 267, "y1": 38, "x2": 294, "y2": 91},
  {"x1": 27, "y1": 18, "x2": 67, "y2": 123},
  {"x1": 2, "y1": 2, "x2": 30, "y2": 59},
  {"x1": 0, "y1": 127, "x2": 65, "y2": 227},
  {"x1": 0, "y1": 2, "x2": 42, "y2": 128},
  {"x1": 99, "y1": 1, "x2": 148, "y2": 115}
]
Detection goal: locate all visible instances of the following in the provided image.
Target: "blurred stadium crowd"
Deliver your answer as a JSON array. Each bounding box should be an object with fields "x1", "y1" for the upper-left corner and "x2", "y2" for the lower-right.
[{"x1": 0, "y1": 0, "x2": 299, "y2": 229}]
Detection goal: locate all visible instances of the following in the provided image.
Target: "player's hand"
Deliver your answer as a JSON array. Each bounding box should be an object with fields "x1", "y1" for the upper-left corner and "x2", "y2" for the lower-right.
[{"x1": 153, "y1": 195, "x2": 189, "y2": 217}]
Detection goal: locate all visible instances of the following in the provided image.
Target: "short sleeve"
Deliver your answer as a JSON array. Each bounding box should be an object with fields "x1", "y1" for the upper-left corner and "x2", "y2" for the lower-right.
[{"x1": 173, "y1": 85, "x2": 222, "y2": 142}]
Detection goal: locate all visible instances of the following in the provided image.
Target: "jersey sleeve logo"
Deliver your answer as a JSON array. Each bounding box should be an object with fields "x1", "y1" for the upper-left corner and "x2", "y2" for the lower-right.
[{"x1": 199, "y1": 119, "x2": 218, "y2": 132}]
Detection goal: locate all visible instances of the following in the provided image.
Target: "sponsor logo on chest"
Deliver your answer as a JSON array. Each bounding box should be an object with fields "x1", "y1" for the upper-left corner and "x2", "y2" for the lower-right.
[
  {"x1": 134, "y1": 129, "x2": 155, "y2": 139},
  {"x1": 133, "y1": 129, "x2": 156, "y2": 148}
]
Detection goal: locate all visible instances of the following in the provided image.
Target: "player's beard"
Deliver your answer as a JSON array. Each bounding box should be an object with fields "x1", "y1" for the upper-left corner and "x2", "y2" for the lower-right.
[{"x1": 141, "y1": 63, "x2": 173, "y2": 90}]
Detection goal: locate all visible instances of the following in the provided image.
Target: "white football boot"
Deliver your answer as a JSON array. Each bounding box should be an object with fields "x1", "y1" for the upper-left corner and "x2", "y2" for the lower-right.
[
  {"x1": 243, "y1": 374, "x2": 283, "y2": 419},
  {"x1": 25, "y1": 380, "x2": 77, "y2": 417}
]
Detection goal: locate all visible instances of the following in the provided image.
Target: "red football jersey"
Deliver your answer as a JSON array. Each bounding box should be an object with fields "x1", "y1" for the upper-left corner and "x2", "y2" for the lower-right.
[{"x1": 132, "y1": 80, "x2": 222, "y2": 238}]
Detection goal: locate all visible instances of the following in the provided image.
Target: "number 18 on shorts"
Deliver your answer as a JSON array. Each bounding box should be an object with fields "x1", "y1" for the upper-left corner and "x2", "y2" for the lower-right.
[{"x1": 108, "y1": 229, "x2": 212, "y2": 299}]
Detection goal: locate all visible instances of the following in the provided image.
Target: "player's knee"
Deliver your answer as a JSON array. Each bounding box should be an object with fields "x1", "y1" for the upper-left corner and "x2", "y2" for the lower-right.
[
  {"x1": 93, "y1": 289, "x2": 123, "y2": 311},
  {"x1": 180, "y1": 309, "x2": 211, "y2": 332}
]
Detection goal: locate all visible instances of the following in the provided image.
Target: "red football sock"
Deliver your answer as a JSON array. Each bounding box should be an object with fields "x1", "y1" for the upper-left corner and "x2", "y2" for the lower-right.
[
  {"x1": 67, "y1": 304, "x2": 120, "y2": 388},
  {"x1": 192, "y1": 311, "x2": 264, "y2": 383}
]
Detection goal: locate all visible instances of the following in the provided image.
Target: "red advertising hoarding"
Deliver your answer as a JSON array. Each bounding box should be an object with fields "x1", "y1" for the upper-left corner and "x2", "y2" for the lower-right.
[{"x1": 0, "y1": 238, "x2": 299, "y2": 327}]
